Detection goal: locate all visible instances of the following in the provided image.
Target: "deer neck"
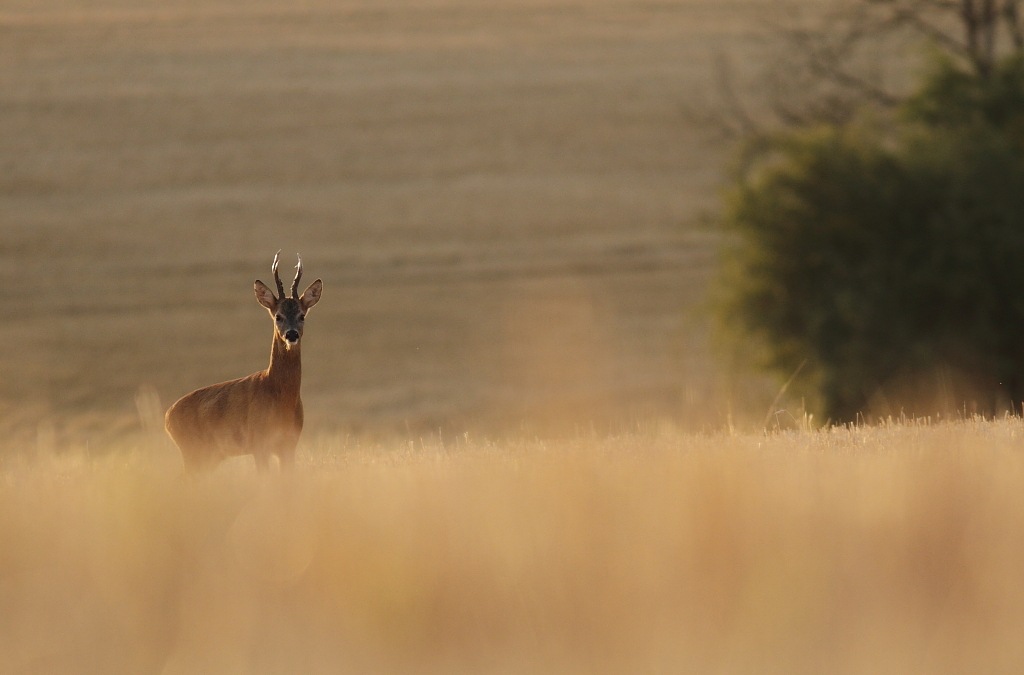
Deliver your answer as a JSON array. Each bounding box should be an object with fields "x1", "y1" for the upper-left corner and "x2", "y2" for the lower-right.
[{"x1": 265, "y1": 333, "x2": 302, "y2": 402}]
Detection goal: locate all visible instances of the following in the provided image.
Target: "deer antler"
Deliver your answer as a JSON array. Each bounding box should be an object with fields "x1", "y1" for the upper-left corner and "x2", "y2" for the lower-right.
[
  {"x1": 271, "y1": 250, "x2": 286, "y2": 300},
  {"x1": 291, "y1": 254, "x2": 303, "y2": 299}
]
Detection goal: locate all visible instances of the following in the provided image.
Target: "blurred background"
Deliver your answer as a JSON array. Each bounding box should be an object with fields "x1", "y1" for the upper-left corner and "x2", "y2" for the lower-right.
[
  {"x1": 8, "y1": 0, "x2": 1023, "y2": 453},
  {"x1": 1, "y1": 0, "x2": 784, "y2": 451}
]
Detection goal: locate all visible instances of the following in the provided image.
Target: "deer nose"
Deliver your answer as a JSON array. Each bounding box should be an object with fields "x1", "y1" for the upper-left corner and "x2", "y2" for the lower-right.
[{"x1": 284, "y1": 329, "x2": 299, "y2": 342}]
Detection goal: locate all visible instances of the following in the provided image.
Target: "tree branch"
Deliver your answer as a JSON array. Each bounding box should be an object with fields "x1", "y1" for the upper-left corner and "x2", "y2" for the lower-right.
[
  {"x1": 714, "y1": 53, "x2": 761, "y2": 138},
  {"x1": 1004, "y1": 0, "x2": 1024, "y2": 49},
  {"x1": 893, "y1": 8, "x2": 972, "y2": 56}
]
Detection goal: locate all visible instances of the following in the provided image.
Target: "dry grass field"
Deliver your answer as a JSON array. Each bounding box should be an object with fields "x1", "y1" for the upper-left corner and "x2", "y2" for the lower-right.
[
  {"x1": 0, "y1": 0, "x2": 798, "y2": 451},
  {"x1": 3, "y1": 418, "x2": 1024, "y2": 674},
  {"x1": 4, "y1": 3, "x2": 1021, "y2": 673}
]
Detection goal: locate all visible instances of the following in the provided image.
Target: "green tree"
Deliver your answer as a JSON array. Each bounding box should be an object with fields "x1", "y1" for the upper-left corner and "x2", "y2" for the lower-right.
[{"x1": 718, "y1": 54, "x2": 1024, "y2": 422}]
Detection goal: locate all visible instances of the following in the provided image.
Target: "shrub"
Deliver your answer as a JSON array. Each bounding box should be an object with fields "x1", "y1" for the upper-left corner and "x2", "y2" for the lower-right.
[{"x1": 717, "y1": 56, "x2": 1024, "y2": 422}]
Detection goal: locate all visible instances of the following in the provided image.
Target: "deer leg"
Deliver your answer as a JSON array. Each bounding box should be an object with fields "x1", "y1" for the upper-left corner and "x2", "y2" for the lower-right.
[
  {"x1": 182, "y1": 453, "x2": 206, "y2": 475},
  {"x1": 277, "y1": 438, "x2": 298, "y2": 471},
  {"x1": 176, "y1": 442, "x2": 217, "y2": 474},
  {"x1": 253, "y1": 451, "x2": 272, "y2": 472},
  {"x1": 278, "y1": 451, "x2": 295, "y2": 471}
]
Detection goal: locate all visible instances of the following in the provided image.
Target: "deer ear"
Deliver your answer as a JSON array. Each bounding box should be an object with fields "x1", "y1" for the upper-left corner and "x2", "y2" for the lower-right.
[
  {"x1": 254, "y1": 280, "x2": 277, "y2": 310},
  {"x1": 299, "y1": 279, "x2": 322, "y2": 311}
]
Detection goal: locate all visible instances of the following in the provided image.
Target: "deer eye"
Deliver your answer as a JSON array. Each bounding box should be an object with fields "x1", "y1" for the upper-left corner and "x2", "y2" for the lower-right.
[
  {"x1": 298, "y1": 314, "x2": 305, "y2": 321},
  {"x1": 276, "y1": 315, "x2": 285, "y2": 322}
]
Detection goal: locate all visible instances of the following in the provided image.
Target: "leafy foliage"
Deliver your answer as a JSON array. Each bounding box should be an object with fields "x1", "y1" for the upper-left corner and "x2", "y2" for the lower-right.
[{"x1": 718, "y1": 55, "x2": 1024, "y2": 422}]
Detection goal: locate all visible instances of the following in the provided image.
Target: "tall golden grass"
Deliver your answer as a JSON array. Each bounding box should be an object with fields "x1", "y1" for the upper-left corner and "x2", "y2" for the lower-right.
[{"x1": 3, "y1": 417, "x2": 1023, "y2": 674}]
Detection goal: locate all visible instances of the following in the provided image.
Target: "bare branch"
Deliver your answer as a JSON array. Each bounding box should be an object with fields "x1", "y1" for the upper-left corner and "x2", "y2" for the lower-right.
[
  {"x1": 720, "y1": 53, "x2": 761, "y2": 137},
  {"x1": 701, "y1": 0, "x2": 1024, "y2": 142},
  {"x1": 1005, "y1": 0, "x2": 1024, "y2": 48},
  {"x1": 809, "y1": 61, "x2": 904, "y2": 107},
  {"x1": 893, "y1": 8, "x2": 972, "y2": 56},
  {"x1": 982, "y1": 0, "x2": 998, "y2": 72}
]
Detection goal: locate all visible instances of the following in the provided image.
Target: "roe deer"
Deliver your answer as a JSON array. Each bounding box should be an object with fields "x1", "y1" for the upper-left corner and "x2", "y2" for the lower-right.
[{"x1": 165, "y1": 252, "x2": 322, "y2": 472}]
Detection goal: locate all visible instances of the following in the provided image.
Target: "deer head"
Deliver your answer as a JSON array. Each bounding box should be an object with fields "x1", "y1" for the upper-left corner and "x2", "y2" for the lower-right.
[{"x1": 254, "y1": 251, "x2": 322, "y2": 349}]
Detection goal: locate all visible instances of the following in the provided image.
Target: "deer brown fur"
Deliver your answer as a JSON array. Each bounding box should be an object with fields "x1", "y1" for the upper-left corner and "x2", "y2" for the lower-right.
[{"x1": 165, "y1": 253, "x2": 322, "y2": 472}]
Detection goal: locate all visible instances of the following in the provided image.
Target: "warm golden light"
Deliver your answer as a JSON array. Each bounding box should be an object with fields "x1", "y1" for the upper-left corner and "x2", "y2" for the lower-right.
[{"x1": 3, "y1": 419, "x2": 1023, "y2": 674}]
